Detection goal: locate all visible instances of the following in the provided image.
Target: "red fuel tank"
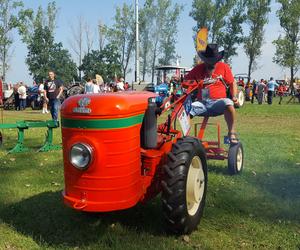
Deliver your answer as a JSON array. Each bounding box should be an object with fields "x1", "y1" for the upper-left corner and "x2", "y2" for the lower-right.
[{"x1": 61, "y1": 91, "x2": 156, "y2": 212}]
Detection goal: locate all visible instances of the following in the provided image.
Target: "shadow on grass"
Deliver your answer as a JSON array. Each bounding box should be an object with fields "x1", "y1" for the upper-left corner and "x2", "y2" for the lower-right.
[
  {"x1": 0, "y1": 191, "x2": 165, "y2": 248},
  {"x1": 209, "y1": 162, "x2": 300, "y2": 224},
  {"x1": 207, "y1": 163, "x2": 230, "y2": 175}
]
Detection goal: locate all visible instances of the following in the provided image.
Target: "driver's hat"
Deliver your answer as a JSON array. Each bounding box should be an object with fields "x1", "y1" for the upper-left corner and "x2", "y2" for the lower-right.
[{"x1": 198, "y1": 44, "x2": 224, "y2": 65}]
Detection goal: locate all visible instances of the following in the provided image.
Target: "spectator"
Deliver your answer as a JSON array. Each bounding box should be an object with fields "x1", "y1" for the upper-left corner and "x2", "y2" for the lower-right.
[
  {"x1": 101, "y1": 82, "x2": 110, "y2": 93},
  {"x1": 245, "y1": 81, "x2": 252, "y2": 101},
  {"x1": 124, "y1": 82, "x2": 130, "y2": 91},
  {"x1": 238, "y1": 77, "x2": 245, "y2": 88},
  {"x1": 287, "y1": 81, "x2": 300, "y2": 104},
  {"x1": 110, "y1": 83, "x2": 118, "y2": 92},
  {"x1": 251, "y1": 80, "x2": 257, "y2": 104},
  {"x1": 117, "y1": 77, "x2": 125, "y2": 91},
  {"x1": 277, "y1": 82, "x2": 286, "y2": 105},
  {"x1": 257, "y1": 79, "x2": 266, "y2": 105},
  {"x1": 95, "y1": 74, "x2": 104, "y2": 85},
  {"x1": 266, "y1": 77, "x2": 278, "y2": 104},
  {"x1": 92, "y1": 79, "x2": 101, "y2": 93},
  {"x1": 84, "y1": 78, "x2": 94, "y2": 94},
  {"x1": 17, "y1": 82, "x2": 27, "y2": 110},
  {"x1": 13, "y1": 83, "x2": 20, "y2": 110},
  {"x1": 44, "y1": 71, "x2": 63, "y2": 121},
  {"x1": 38, "y1": 82, "x2": 48, "y2": 113}
]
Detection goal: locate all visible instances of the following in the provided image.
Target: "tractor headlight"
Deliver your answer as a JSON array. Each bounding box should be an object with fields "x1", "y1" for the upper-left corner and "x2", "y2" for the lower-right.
[{"x1": 70, "y1": 143, "x2": 92, "y2": 170}]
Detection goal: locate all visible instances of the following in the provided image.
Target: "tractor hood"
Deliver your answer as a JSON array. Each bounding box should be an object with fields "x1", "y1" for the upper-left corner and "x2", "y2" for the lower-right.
[{"x1": 61, "y1": 91, "x2": 157, "y2": 118}]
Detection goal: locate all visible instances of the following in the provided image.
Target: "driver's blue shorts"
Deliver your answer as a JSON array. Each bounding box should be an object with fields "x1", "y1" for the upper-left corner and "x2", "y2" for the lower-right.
[{"x1": 190, "y1": 98, "x2": 234, "y2": 117}]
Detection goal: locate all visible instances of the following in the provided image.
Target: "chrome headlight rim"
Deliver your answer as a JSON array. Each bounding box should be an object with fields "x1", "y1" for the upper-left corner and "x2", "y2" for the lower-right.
[{"x1": 69, "y1": 142, "x2": 93, "y2": 170}]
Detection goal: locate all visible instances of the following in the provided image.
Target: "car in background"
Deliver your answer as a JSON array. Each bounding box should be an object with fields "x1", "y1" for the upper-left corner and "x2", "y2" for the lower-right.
[
  {"x1": 143, "y1": 83, "x2": 155, "y2": 92},
  {"x1": 27, "y1": 85, "x2": 43, "y2": 110},
  {"x1": 3, "y1": 83, "x2": 13, "y2": 100},
  {"x1": 65, "y1": 82, "x2": 84, "y2": 98}
]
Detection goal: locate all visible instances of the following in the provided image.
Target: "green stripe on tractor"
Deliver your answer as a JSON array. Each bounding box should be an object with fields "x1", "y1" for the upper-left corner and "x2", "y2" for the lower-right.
[{"x1": 61, "y1": 114, "x2": 144, "y2": 129}]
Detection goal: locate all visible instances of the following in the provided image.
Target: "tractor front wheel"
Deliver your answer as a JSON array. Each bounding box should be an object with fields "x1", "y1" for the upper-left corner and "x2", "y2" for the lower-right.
[
  {"x1": 161, "y1": 137, "x2": 207, "y2": 234},
  {"x1": 228, "y1": 142, "x2": 244, "y2": 175}
]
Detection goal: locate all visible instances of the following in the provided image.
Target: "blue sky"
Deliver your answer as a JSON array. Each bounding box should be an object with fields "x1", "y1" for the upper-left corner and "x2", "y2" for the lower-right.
[{"x1": 6, "y1": 0, "x2": 288, "y2": 84}]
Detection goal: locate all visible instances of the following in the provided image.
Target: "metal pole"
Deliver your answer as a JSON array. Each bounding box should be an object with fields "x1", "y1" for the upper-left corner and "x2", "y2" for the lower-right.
[{"x1": 134, "y1": 0, "x2": 140, "y2": 89}]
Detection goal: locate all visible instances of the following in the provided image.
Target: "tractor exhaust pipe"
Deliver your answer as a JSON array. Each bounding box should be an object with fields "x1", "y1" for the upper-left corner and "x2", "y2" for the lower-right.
[{"x1": 140, "y1": 99, "x2": 157, "y2": 149}]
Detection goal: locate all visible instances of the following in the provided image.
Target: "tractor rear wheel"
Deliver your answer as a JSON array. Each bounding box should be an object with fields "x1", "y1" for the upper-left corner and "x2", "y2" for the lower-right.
[
  {"x1": 161, "y1": 137, "x2": 207, "y2": 234},
  {"x1": 228, "y1": 142, "x2": 244, "y2": 175}
]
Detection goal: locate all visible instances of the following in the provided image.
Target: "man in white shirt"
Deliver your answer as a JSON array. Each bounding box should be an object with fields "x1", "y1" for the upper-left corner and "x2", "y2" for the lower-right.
[
  {"x1": 17, "y1": 82, "x2": 27, "y2": 110},
  {"x1": 117, "y1": 77, "x2": 125, "y2": 91}
]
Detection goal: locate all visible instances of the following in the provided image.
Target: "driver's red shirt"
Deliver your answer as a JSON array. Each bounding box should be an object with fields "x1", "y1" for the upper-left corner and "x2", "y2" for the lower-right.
[{"x1": 184, "y1": 62, "x2": 234, "y2": 100}]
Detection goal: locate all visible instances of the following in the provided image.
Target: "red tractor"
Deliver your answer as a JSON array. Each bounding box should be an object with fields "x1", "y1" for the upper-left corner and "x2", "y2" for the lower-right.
[{"x1": 61, "y1": 78, "x2": 244, "y2": 234}]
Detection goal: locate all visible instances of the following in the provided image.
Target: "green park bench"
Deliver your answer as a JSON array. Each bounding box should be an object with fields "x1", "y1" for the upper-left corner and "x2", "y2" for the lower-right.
[{"x1": 0, "y1": 120, "x2": 62, "y2": 153}]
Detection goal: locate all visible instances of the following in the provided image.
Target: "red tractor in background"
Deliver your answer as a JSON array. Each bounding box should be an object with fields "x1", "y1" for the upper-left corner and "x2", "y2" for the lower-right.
[{"x1": 61, "y1": 78, "x2": 244, "y2": 234}]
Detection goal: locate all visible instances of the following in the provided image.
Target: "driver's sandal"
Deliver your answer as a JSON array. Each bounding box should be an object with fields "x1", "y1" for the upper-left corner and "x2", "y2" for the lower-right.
[{"x1": 228, "y1": 132, "x2": 239, "y2": 145}]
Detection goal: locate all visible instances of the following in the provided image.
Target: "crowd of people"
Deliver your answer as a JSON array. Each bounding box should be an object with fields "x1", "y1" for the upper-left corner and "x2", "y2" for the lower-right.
[
  {"x1": 83, "y1": 75, "x2": 131, "y2": 94},
  {"x1": 238, "y1": 77, "x2": 300, "y2": 105},
  {"x1": 1, "y1": 72, "x2": 132, "y2": 119}
]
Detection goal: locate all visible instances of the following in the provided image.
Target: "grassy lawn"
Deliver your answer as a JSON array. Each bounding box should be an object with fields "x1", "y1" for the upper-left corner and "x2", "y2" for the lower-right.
[{"x1": 0, "y1": 98, "x2": 299, "y2": 250}]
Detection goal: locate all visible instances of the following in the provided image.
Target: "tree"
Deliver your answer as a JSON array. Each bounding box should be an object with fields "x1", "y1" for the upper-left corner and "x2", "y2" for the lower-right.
[
  {"x1": 149, "y1": 0, "x2": 182, "y2": 82},
  {"x1": 190, "y1": 0, "x2": 246, "y2": 64},
  {"x1": 107, "y1": 3, "x2": 135, "y2": 80},
  {"x1": 0, "y1": 0, "x2": 29, "y2": 81},
  {"x1": 158, "y1": 2, "x2": 181, "y2": 66},
  {"x1": 243, "y1": 0, "x2": 271, "y2": 81},
  {"x1": 18, "y1": 1, "x2": 57, "y2": 44},
  {"x1": 26, "y1": 26, "x2": 77, "y2": 83},
  {"x1": 190, "y1": 0, "x2": 234, "y2": 43},
  {"x1": 79, "y1": 44, "x2": 122, "y2": 83},
  {"x1": 68, "y1": 16, "x2": 85, "y2": 81},
  {"x1": 97, "y1": 20, "x2": 108, "y2": 52},
  {"x1": 139, "y1": 0, "x2": 155, "y2": 81},
  {"x1": 84, "y1": 22, "x2": 94, "y2": 55},
  {"x1": 18, "y1": 2, "x2": 76, "y2": 83},
  {"x1": 273, "y1": 0, "x2": 300, "y2": 85},
  {"x1": 218, "y1": 0, "x2": 247, "y2": 63}
]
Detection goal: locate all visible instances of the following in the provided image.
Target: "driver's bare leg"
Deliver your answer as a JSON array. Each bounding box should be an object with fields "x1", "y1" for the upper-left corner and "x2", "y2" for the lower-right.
[{"x1": 224, "y1": 105, "x2": 237, "y2": 142}]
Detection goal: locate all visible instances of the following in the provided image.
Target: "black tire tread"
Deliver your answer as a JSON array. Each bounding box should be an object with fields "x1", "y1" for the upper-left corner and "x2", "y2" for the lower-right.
[
  {"x1": 161, "y1": 136, "x2": 207, "y2": 234},
  {"x1": 228, "y1": 142, "x2": 244, "y2": 175}
]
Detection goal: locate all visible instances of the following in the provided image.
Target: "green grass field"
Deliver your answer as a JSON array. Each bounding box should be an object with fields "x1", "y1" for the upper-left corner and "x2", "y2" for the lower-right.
[{"x1": 0, "y1": 98, "x2": 299, "y2": 250}]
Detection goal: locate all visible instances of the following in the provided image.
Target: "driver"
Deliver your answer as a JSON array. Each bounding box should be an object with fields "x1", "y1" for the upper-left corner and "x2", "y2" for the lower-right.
[{"x1": 184, "y1": 44, "x2": 239, "y2": 144}]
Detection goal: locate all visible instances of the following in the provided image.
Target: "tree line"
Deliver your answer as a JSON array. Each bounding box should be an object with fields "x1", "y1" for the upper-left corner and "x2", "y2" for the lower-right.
[{"x1": 0, "y1": 0, "x2": 299, "y2": 85}]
